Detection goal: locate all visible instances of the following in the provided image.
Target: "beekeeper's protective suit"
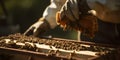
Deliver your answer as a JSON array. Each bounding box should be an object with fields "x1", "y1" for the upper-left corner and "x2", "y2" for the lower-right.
[
  {"x1": 25, "y1": 0, "x2": 120, "y2": 45},
  {"x1": 24, "y1": 0, "x2": 66, "y2": 36}
]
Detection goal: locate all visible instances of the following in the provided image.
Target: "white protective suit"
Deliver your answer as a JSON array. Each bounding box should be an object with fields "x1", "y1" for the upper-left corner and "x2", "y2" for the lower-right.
[
  {"x1": 43, "y1": 0, "x2": 66, "y2": 28},
  {"x1": 24, "y1": 0, "x2": 66, "y2": 36}
]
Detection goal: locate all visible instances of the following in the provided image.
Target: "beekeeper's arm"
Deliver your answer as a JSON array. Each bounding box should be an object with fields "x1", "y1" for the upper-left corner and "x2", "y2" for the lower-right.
[{"x1": 24, "y1": 0, "x2": 66, "y2": 36}]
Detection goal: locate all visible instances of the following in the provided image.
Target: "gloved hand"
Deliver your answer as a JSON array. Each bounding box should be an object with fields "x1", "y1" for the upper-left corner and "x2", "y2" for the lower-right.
[
  {"x1": 24, "y1": 18, "x2": 51, "y2": 37},
  {"x1": 56, "y1": 0, "x2": 98, "y2": 38},
  {"x1": 56, "y1": 11, "x2": 98, "y2": 38}
]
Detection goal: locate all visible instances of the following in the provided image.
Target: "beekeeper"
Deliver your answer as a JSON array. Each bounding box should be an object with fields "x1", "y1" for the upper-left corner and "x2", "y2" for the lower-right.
[{"x1": 25, "y1": 0, "x2": 120, "y2": 45}]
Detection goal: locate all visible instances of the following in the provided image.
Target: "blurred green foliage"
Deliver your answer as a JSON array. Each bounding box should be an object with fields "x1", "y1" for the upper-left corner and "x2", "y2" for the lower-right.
[{"x1": 0, "y1": 0, "x2": 77, "y2": 40}]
